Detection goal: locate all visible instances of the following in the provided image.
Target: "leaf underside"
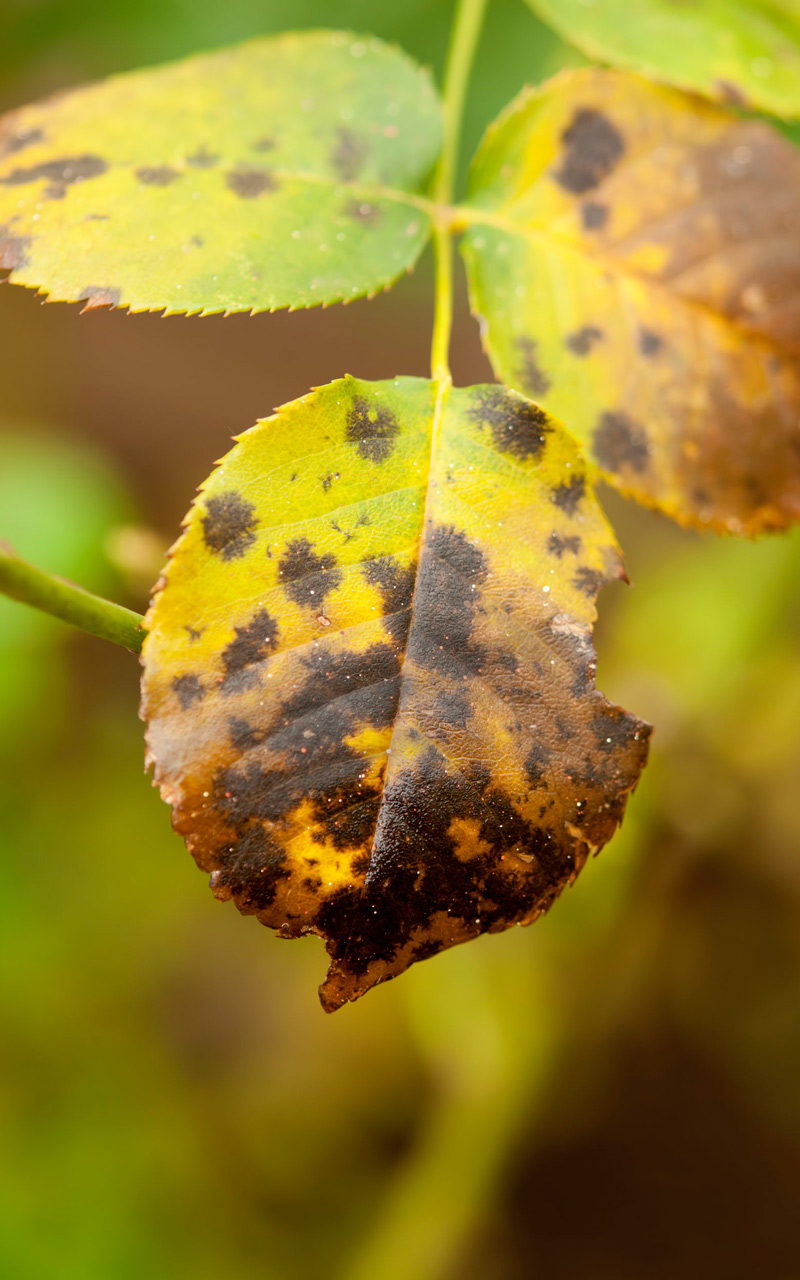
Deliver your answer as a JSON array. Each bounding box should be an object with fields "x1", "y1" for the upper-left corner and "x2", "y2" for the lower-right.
[
  {"x1": 462, "y1": 68, "x2": 800, "y2": 534},
  {"x1": 141, "y1": 377, "x2": 650, "y2": 1011},
  {"x1": 528, "y1": 0, "x2": 800, "y2": 119},
  {"x1": 0, "y1": 31, "x2": 442, "y2": 314}
]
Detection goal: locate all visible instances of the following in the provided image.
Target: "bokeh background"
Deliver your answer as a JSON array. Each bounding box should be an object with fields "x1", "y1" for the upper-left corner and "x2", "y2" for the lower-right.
[{"x1": 2, "y1": 2, "x2": 800, "y2": 1277}]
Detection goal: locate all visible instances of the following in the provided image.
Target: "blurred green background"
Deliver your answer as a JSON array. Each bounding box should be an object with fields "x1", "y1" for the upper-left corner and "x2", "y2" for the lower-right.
[{"x1": 2, "y1": 2, "x2": 800, "y2": 1277}]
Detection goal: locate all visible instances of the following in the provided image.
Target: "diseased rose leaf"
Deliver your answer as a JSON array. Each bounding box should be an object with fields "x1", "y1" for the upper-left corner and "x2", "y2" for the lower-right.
[
  {"x1": 140, "y1": 376, "x2": 650, "y2": 1011},
  {"x1": 461, "y1": 68, "x2": 800, "y2": 534},
  {"x1": 0, "y1": 32, "x2": 441, "y2": 314},
  {"x1": 527, "y1": 0, "x2": 800, "y2": 118}
]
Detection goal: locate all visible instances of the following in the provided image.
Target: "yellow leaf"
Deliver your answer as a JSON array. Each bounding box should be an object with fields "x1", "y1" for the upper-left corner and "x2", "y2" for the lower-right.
[
  {"x1": 461, "y1": 68, "x2": 800, "y2": 534},
  {"x1": 141, "y1": 377, "x2": 650, "y2": 1010}
]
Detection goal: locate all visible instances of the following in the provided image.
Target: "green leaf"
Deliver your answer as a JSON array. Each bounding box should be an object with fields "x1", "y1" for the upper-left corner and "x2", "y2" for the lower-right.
[
  {"x1": 527, "y1": 0, "x2": 800, "y2": 118},
  {"x1": 0, "y1": 31, "x2": 442, "y2": 314},
  {"x1": 461, "y1": 68, "x2": 800, "y2": 534},
  {"x1": 141, "y1": 376, "x2": 650, "y2": 1010}
]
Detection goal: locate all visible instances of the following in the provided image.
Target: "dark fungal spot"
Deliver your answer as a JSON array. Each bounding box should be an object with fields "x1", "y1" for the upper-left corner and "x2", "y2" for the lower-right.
[
  {"x1": 186, "y1": 146, "x2": 218, "y2": 168},
  {"x1": 405, "y1": 525, "x2": 488, "y2": 682},
  {"x1": 278, "y1": 537, "x2": 343, "y2": 607},
  {"x1": 0, "y1": 227, "x2": 31, "y2": 270},
  {"x1": 524, "y1": 742, "x2": 551, "y2": 787},
  {"x1": 0, "y1": 154, "x2": 107, "y2": 188},
  {"x1": 184, "y1": 625, "x2": 203, "y2": 642},
  {"x1": 320, "y1": 471, "x2": 339, "y2": 492},
  {"x1": 78, "y1": 286, "x2": 122, "y2": 310},
  {"x1": 212, "y1": 824, "x2": 289, "y2": 912},
  {"x1": 515, "y1": 336, "x2": 551, "y2": 397},
  {"x1": 548, "y1": 532, "x2": 581, "y2": 558},
  {"x1": 252, "y1": 136, "x2": 276, "y2": 152},
  {"x1": 345, "y1": 199, "x2": 381, "y2": 224},
  {"x1": 581, "y1": 201, "x2": 608, "y2": 231},
  {"x1": 226, "y1": 169, "x2": 279, "y2": 198},
  {"x1": 346, "y1": 395, "x2": 400, "y2": 464},
  {"x1": 434, "y1": 689, "x2": 473, "y2": 731},
  {"x1": 351, "y1": 853, "x2": 371, "y2": 877},
  {"x1": 573, "y1": 566, "x2": 606, "y2": 597},
  {"x1": 566, "y1": 325, "x2": 603, "y2": 356},
  {"x1": 136, "y1": 165, "x2": 179, "y2": 186},
  {"x1": 470, "y1": 386, "x2": 551, "y2": 461},
  {"x1": 594, "y1": 411, "x2": 650, "y2": 474},
  {"x1": 554, "y1": 109, "x2": 625, "y2": 195},
  {"x1": 228, "y1": 717, "x2": 266, "y2": 752},
  {"x1": 332, "y1": 128, "x2": 369, "y2": 181},
  {"x1": 552, "y1": 475, "x2": 585, "y2": 515},
  {"x1": 172, "y1": 673, "x2": 204, "y2": 709},
  {"x1": 362, "y1": 555, "x2": 416, "y2": 616},
  {"x1": 592, "y1": 710, "x2": 640, "y2": 755},
  {"x1": 413, "y1": 939, "x2": 444, "y2": 962},
  {"x1": 0, "y1": 127, "x2": 43, "y2": 157},
  {"x1": 201, "y1": 491, "x2": 258, "y2": 560},
  {"x1": 221, "y1": 609, "x2": 279, "y2": 686},
  {"x1": 638, "y1": 327, "x2": 663, "y2": 356}
]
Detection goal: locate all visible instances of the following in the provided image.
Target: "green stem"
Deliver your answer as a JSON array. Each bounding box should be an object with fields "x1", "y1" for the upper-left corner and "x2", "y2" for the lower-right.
[
  {"x1": 0, "y1": 544, "x2": 145, "y2": 653},
  {"x1": 429, "y1": 0, "x2": 489, "y2": 383}
]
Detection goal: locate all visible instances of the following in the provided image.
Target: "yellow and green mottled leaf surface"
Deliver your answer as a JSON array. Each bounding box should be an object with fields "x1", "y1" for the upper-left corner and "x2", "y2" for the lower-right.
[
  {"x1": 141, "y1": 376, "x2": 650, "y2": 1011},
  {"x1": 461, "y1": 68, "x2": 800, "y2": 534},
  {"x1": 527, "y1": 0, "x2": 800, "y2": 118},
  {"x1": 0, "y1": 32, "x2": 441, "y2": 314}
]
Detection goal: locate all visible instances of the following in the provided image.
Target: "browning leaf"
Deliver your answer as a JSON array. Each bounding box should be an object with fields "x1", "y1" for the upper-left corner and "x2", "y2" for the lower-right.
[
  {"x1": 141, "y1": 377, "x2": 650, "y2": 1011},
  {"x1": 461, "y1": 68, "x2": 800, "y2": 533},
  {"x1": 0, "y1": 32, "x2": 441, "y2": 314}
]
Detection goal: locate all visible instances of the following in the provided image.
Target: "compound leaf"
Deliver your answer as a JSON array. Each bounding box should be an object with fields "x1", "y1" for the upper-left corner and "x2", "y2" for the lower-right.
[
  {"x1": 461, "y1": 68, "x2": 800, "y2": 533},
  {"x1": 527, "y1": 0, "x2": 800, "y2": 119},
  {"x1": 141, "y1": 376, "x2": 650, "y2": 1011},
  {"x1": 0, "y1": 32, "x2": 441, "y2": 314}
]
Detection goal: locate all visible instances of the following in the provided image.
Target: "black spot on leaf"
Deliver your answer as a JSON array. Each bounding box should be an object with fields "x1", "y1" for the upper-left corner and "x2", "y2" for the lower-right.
[
  {"x1": 0, "y1": 127, "x2": 43, "y2": 157},
  {"x1": 222, "y1": 609, "x2": 279, "y2": 684},
  {"x1": 548, "y1": 532, "x2": 582, "y2": 558},
  {"x1": 581, "y1": 201, "x2": 608, "y2": 230},
  {"x1": 594, "y1": 411, "x2": 651, "y2": 474},
  {"x1": 172, "y1": 674, "x2": 204, "y2": 709},
  {"x1": 136, "y1": 165, "x2": 179, "y2": 186},
  {"x1": 524, "y1": 742, "x2": 551, "y2": 786},
  {"x1": 0, "y1": 155, "x2": 107, "y2": 190},
  {"x1": 639, "y1": 328, "x2": 663, "y2": 356},
  {"x1": 278, "y1": 537, "x2": 343, "y2": 607},
  {"x1": 515, "y1": 337, "x2": 552, "y2": 397},
  {"x1": 573, "y1": 566, "x2": 606, "y2": 597},
  {"x1": 212, "y1": 825, "x2": 289, "y2": 912},
  {"x1": 346, "y1": 396, "x2": 400, "y2": 464},
  {"x1": 202, "y1": 491, "x2": 258, "y2": 560},
  {"x1": 434, "y1": 689, "x2": 473, "y2": 730},
  {"x1": 186, "y1": 146, "x2": 218, "y2": 168},
  {"x1": 226, "y1": 169, "x2": 279, "y2": 198},
  {"x1": 566, "y1": 326, "x2": 603, "y2": 356},
  {"x1": 332, "y1": 128, "x2": 369, "y2": 181},
  {"x1": 362, "y1": 555, "x2": 416, "y2": 616},
  {"x1": 555, "y1": 109, "x2": 625, "y2": 194},
  {"x1": 552, "y1": 475, "x2": 586, "y2": 514},
  {"x1": 470, "y1": 387, "x2": 551, "y2": 461},
  {"x1": 252, "y1": 136, "x2": 276, "y2": 152}
]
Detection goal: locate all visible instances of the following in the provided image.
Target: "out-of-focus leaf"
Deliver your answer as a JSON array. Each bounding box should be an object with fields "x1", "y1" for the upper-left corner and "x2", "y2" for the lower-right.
[
  {"x1": 527, "y1": 0, "x2": 800, "y2": 119},
  {"x1": 141, "y1": 376, "x2": 650, "y2": 1011},
  {"x1": 461, "y1": 68, "x2": 800, "y2": 534},
  {"x1": 0, "y1": 32, "x2": 441, "y2": 314}
]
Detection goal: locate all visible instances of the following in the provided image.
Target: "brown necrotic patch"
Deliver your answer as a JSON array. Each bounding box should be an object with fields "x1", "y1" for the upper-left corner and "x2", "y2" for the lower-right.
[
  {"x1": 136, "y1": 165, "x2": 179, "y2": 186},
  {"x1": 551, "y1": 475, "x2": 586, "y2": 514},
  {"x1": 331, "y1": 128, "x2": 369, "y2": 182},
  {"x1": 225, "y1": 169, "x2": 279, "y2": 198},
  {"x1": 278, "y1": 538, "x2": 342, "y2": 607},
  {"x1": 0, "y1": 154, "x2": 107, "y2": 188},
  {"x1": 346, "y1": 396, "x2": 400, "y2": 464},
  {"x1": 0, "y1": 226, "x2": 31, "y2": 270},
  {"x1": 594, "y1": 411, "x2": 651, "y2": 474},
  {"x1": 554, "y1": 109, "x2": 625, "y2": 195},
  {"x1": 515, "y1": 336, "x2": 552, "y2": 397},
  {"x1": 78, "y1": 286, "x2": 121, "y2": 310},
  {"x1": 172, "y1": 673, "x2": 205, "y2": 709},
  {"x1": 566, "y1": 325, "x2": 603, "y2": 356},
  {"x1": 0, "y1": 127, "x2": 43, "y2": 158},
  {"x1": 470, "y1": 386, "x2": 551, "y2": 461},
  {"x1": 221, "y1": 609, "x2": 279, "y2": 689},
  {"x1": 201, "y1": 491, "x2": 258, "y2": 560}
]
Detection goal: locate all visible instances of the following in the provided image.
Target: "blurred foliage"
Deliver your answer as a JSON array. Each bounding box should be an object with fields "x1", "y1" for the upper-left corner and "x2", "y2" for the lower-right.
[{"x1": 1, "y1": 2, "x2": 800, "y2": 1278}]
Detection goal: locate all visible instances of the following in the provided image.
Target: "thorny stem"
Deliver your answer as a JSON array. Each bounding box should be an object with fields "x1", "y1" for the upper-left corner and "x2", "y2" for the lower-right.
[
  {"x1": 429, "y1": 0, "x2": 490, "y2": 384},
  {"x1": 0, "y1": 543, "x2": 145, "y2": 653}
]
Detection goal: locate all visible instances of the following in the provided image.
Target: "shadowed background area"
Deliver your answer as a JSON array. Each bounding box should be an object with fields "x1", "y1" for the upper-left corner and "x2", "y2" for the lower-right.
[{"x1": 1, "y1": 2, "x2": 800, "y2": 1277}]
